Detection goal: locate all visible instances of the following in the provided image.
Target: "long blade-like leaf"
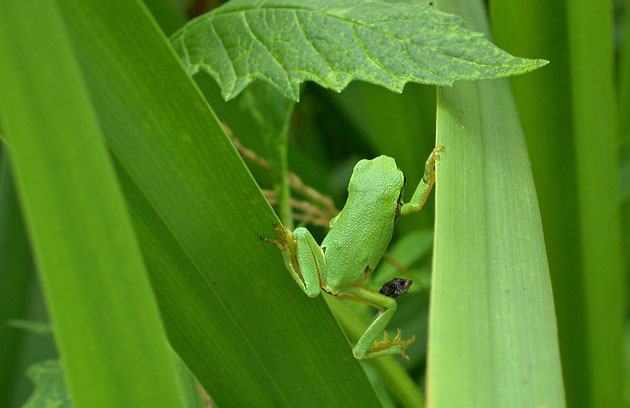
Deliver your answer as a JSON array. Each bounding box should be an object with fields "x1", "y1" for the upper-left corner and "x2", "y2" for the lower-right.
[
  {"x1": 0, "y1": 152, "x2": 36, "y2": 407},
  {"x1": 564, "y1": 1, "x2": 625, "y2": 406},
  {"x1": 55, "y1": 0, "x2": 381, "y2": 406},
  {"x1": 488, "y1": 0, "x2": 582, "y2": 401},
  {"x1": 489, "y1": 1, "x2": 626, "y2": 406},
  {"x1": 171, "y1": 0, "x2": 547, "y2": 100},
  {"x1": 0, "y1": 2, "x2": 187, "y2": 407},
  {"x1": 427, "y1": 0, "x2": 565, "y2": 406}
]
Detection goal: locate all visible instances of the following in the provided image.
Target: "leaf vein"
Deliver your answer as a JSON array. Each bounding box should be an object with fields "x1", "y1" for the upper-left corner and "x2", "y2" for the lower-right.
[
  {"x1": 351, "y1": 25, "x2": 399, "y2": 80},
  {"x1": 241, "y1": 10, "x2": 291, "y2": 88},
  {"x1": 209, "y1": 19, "x2": 237, "y2": 93},
  {"x1": 292, "y1": 10, "x2": 338, "y2": 84}
]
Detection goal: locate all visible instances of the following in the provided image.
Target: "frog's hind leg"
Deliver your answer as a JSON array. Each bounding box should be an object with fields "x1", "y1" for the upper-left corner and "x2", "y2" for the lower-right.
[
  {"x1": 261, "y1": 225, "x2": 325, "y2": 298},
  {"x1": 293, "y1": 227, "x2": 326, "y2": 297},
  {"x1": 337, "y1": 286, "x2": 416, "y2": 361}
]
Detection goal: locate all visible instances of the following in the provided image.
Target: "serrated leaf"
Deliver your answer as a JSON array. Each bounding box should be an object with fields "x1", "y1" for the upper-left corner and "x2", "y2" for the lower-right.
[
  {"x1": 170, "y1": 0, "x2": 548, "y2": 101},
  {"x1": 22, "y1": 360, "x2": 72, "y2": 408}
]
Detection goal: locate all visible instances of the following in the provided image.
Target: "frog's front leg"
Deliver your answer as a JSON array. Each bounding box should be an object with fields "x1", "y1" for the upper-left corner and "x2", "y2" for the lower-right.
[
  {"x1": 337, "y1": 285, "x2": 416, "y2": 361},
  {"x1": 400, "y1": 146, "x2": 445, "y2": 216},
  {"x1": 261, "y1": 224, "x2": 325, "y2": 298}
]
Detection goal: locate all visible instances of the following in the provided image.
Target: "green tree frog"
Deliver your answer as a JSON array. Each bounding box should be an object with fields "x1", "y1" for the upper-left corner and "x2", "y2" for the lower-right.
[{"x1": 263, "y1": 147, "x2": 444, "y2": 360}]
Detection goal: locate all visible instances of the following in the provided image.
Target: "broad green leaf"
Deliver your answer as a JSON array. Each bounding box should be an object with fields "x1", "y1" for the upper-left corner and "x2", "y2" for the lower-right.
[
  {"x1": 170, "y1": 0, "x2": 548, "y2": 101},
  {"x1": 21, "y1": 361, "x2": 71, "y2": 408},
  {"x1": 0, "y1": 2, "x2": 187, "y2": 408},
  {"x1": 427, "y1": 0, "x2": 565, "y2": 406},
  {"x1": 55, "y1": 0, "x2": 381, "y2": 406}
]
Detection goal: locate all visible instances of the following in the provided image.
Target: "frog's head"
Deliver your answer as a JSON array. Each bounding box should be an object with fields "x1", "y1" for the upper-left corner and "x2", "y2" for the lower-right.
[{"x1": 348, "y1": 156, "x2": 405, "y2": 198}]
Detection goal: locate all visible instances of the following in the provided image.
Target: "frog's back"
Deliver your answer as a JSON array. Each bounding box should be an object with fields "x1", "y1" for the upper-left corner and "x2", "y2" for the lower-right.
[{"x1": 322, "y1": 156, "x2": 404, "y2": 292}]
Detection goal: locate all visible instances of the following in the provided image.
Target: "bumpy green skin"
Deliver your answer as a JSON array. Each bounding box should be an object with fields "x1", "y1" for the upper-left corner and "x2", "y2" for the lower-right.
[
  {"x1": 267, "y1": 148, "x2": 442, "y2": 360},
  {"x1": 323, "y1": 156, "x2": 403, "y2": 292}
]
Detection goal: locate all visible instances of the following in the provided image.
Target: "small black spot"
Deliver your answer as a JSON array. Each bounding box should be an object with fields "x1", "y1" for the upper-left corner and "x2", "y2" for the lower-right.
[
  {"x1": 379, "y1": 278, "x2": 413, "y2": 298},
  {"x1": 322, "y1": 247, "x2": 327, "y2": 253}
]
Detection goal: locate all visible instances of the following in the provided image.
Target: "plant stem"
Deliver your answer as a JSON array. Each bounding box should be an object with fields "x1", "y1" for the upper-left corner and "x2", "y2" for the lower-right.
[{"x1": 274, "y1": 111, "x2": 294, "y2": 229}]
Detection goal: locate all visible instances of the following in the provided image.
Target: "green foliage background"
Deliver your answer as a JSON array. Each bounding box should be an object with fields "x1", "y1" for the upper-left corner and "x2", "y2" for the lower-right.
[{"x1": 0, "y1": 0, "x2": 627, "y2": 407}]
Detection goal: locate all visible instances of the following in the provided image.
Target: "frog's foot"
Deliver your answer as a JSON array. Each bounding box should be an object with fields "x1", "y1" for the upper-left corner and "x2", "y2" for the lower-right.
[
  {"x1": 427, "y1": 145, "x2": 445, "y2": 173},
  {"x1": 260, "y1": 223, "x2": 296, "y2": 251},
  {"x1": 433, "y1": 145, "x2": 446, "y2": 155},
  {"x1": 364, "y1": 329, "x2": 417, "y2": 362}
]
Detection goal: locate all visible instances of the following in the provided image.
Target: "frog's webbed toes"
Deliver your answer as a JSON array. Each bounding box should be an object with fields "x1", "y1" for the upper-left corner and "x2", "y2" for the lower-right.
[
  {"x1": 367, "y1": 329, "x2": 417, "y2": 362},
  {"x1": 272, "y1": 223, "x2": 292, "y2": 240},
  {"x1": 261, "y1": 223, "x2": 296, "y2": 251},
  {"x1": 260, "y1": 235, "x2": 283, "y2": 249}
]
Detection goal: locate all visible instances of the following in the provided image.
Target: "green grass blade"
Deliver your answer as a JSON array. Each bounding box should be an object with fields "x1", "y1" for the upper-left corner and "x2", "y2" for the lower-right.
[
  {"x1": 489, "y1": 1, "x2": 626, "y2": 406},
  {"x1": 619, "y1": 0, "x2": 630, "y2": 297},
  {"x1": 0, "y1": 2, "x2": 187, "y2": 408},
  {"x1": 620, "y1": 0, "x2": 630, "y2": 142},
  {"x1": 565, "y1": 1, "x2": 625, "y2": 406},
  {"x1": 0, "y1": 152, "x2": 36, "y2": 406},
  {"x1": 427, "y1": 0, "x2": 565, "y2": 406},
  {"x1": 55, "y1": 0, "x2": 381, "y2": 405},
  {"x1": 487, "y1": 1, "x2": 585, "y2": 405}
]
